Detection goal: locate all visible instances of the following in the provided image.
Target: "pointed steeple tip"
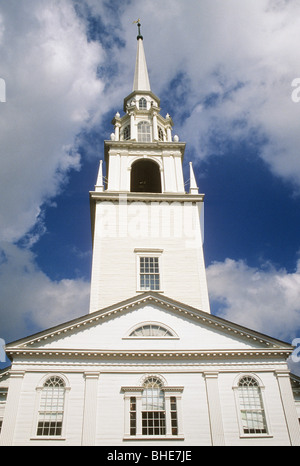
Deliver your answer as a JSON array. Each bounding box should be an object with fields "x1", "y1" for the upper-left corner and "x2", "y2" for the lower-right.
[
  {"x1": 132, "y1": 20, "x2": 151, "y2": 92},
  {"x1": 133, "y1": 19, "x2": 143, "y2": 40}
]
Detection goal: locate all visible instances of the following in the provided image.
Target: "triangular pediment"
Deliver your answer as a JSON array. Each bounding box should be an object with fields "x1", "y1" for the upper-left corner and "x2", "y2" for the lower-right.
[{"x1": 5, "y1": 293, "x2": 293, "y2": 363}]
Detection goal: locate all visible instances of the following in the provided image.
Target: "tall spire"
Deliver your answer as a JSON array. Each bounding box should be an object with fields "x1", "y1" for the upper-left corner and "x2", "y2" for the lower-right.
[{"x1": 132, "y1": 20, "x2": 151, "y2": 92}]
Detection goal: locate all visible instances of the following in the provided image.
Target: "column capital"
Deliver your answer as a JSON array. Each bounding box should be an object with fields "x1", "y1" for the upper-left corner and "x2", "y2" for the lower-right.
[
  {"x1": 274, "y1": 370, "x2": 291, "y2": 378},
  {"x1": 9, "y1": 370, "x2": 25, "y2": 378},
  {"x1": 83, "y1": 371, "x2": 100, "y2": 380},
  {"x1": 203, "y1": 371, "x2": 219, "y2": 379}
]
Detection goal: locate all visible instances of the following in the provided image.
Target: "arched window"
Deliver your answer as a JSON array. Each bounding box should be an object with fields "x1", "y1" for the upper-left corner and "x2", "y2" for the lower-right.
[
  {"x1": 158, "y1": 126, "x2": 164, "y2": 141},
  {"x1": 122, "y1": 125, "x2": 130, "y2": 140},
  {"x1": 142, "y1": 377, "x2": 166, "y2": 436},
  {"x1": 36, "y1": 376, "x2": 65, "y2": 437},
  {"x1": 139, "y1": 97, "x2": 147, "y2": 109},
  {"x1": 237, "y1": 376, "x2": 267, "y2": 435},
  {"x1": 129, "y1": 323, "x2": 174, "y2": 338},
  {"x1": 130, "y1": 159, "x2": 161, "y2": 193},
  {"x1": 122, "y1": 375, "x2": 183, "y2": 438},
  {"x1": 137, "y1": 121, "x2": 151, "y2": 142}
]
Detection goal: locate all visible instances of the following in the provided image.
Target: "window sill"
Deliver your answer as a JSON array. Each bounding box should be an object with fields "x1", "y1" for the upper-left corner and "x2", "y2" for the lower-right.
[
  {"x1": 30, "y1": 436, "x2": 66, "y2": 441},
  {"x1": 136, "y1": 290, "x2": 164, "y2": 294},
  {"x1": 239, "y1": 433, "x2": 273, "y2": 439},
  {"x1": 123, "y1": 435, "x2": 185, "y2": 441}
]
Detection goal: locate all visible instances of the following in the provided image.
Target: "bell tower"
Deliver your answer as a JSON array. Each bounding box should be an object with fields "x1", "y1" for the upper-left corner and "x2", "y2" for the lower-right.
[{"x1": 89, "y1": 22, "x2": 210, "y2": 314}]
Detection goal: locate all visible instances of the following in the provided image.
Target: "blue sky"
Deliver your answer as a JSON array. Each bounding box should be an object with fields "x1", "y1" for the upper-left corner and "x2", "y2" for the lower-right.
[{"x1": 1, "y1": 0, "x2": 300, "y2": 372}]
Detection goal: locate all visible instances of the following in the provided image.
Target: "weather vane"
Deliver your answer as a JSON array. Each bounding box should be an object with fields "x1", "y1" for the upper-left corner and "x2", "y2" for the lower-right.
[{"x1": 133, "y1": 18, "x2": 143, "y2": 40}]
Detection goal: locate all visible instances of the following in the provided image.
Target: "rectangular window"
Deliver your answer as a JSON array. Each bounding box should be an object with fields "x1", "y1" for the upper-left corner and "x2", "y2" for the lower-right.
[
  {"x1": 0, "y1": 389, "x2": 8, "y2": 436},
  {"x1": 130, "y1": 397, "x2": 137, "y2": 436},
  {"x1": 140, "y1": 257, "x2": 160, "y2": 291},
  {"x1": 37, "y1": 416, "x2": 63, "y2": 437},
  {"x1": 170, "y1": 397, "x2": 178, "y2": 435},
  {"x1": 137, "y1": 121, "x2": 151, "y2": 142},
  {"x1": 142, "y1": 411, "x2": 166, "y2": 436},
  {"x1": 123, "y1": 125, "x2": 131, "y2": 140}
]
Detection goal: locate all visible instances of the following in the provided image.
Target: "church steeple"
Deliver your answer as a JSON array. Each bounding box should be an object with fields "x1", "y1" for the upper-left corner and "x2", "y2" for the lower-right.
[
  {"x1": 89, "y1": 24, "x2": 210, "y2": 315},
  {"x1": 132, "y1": 21, "x2": 151, "y2": 92},
  {"x1": 123, "y1": 21, "x2": 160, "y2": 114}
]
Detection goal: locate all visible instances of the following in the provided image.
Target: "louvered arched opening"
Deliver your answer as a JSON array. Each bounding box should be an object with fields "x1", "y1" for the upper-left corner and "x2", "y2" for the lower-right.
[{"x1": 130, "y1": 159, "x2": 162, "y2": 193}]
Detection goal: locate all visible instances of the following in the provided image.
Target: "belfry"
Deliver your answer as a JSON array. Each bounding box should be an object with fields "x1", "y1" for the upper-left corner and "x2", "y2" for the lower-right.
[
  {"x1": 89, "y1": 22, "x2": 210, "y2": 314},
  {"x1": 1, "y1": 23, "x2": 300, "y2": 447}
]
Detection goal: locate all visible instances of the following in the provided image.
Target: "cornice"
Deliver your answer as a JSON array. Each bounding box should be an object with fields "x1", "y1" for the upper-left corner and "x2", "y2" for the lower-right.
[
  {"x1": 6, "y1": 348, "x2": 292, "y2": 361},
  {"x1": 121, "y1": 386, "x2": 184, "y2": 392},
  {"x1": 104, "y1": 140, "x2": 185, "y2": 149},
  {"x1": 89, "y1": 191, "x2": 204, "y2": 203}
]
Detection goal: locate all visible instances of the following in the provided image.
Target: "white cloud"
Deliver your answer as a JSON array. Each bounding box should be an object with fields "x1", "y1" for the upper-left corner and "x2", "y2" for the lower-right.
[
  {"x1": 0, "y1": 242, "x2": 90, "y2": 343},
  {"x1": 206, "y1": 258, "x2": 300, "y2": 342},
  {"x1": 0, "y1": 0, "x2": 104, "y2": 243}
]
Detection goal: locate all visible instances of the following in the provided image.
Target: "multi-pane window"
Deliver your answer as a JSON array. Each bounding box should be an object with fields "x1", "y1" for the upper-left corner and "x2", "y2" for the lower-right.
[
  {"x1": 130, "y1": 324, "x2": 173, "y2": 337},
  {"x1": 170, "y1": 397, "x2": 178, "y2": 435},
  {"x1": 238, "y1": 376, "x2": 268, "y2": 435},
  {"x1": 37, "y1": 376, "x2": 65, "y2": 437},
  {"x1": 137, "y1": 121, "x2": 151, "y2": 142},
  {"x1": 123, "y1": 125, "x2": 131, "y2": 140},
  {"x1": 140, "y1": 257, "x2": 160, "y2": 291},
  {"x1": 122, "y1": 376, "x2": 183, "y2": 438},
  {"x1": 139, "y1": 97, "x2": 147, "y2": 109},
  {"x1": 142, "y1": 377, "x2": 166, "y2": 436},
  {"x1": 158, "y1": 126, "x2": 164, "y2": 141},
  {"x1": 130, "y1": 397, "x2": 137, "y2": 436}
]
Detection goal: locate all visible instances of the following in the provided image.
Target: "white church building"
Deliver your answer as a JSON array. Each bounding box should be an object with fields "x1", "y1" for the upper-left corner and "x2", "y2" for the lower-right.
[{"x1": 1, "y1": 24, "x2": 300, "y2": 447}]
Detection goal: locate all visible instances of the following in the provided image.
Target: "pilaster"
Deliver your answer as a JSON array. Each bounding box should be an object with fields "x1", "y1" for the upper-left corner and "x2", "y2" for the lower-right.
[
  {"x1": 204, "y1": 371, "x2": 225, "y2": 446},
  {"x1": 0, "y1": 370, "x2": 25, "y2": 446},
  {"x1": 275, "y1": 370, "x2": 300, "y2": 445},
  {"x1": 81, "y1": 371, "x2": 100, "y2": 446}
]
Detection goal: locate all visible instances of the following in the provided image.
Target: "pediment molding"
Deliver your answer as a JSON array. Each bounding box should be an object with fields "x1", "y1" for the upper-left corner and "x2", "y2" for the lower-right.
[{"x1": 5, "y1": 292, "x2": 292, "y2": 353}]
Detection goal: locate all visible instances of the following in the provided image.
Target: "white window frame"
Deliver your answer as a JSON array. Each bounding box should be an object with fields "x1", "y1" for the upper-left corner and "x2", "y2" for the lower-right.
[
  {"x1": 135, "y1": 249, "x2": 163, "y2": 293},
  {"x1": 124, "y1": 321, "x2": 179, "y2": 339},
  {"x1": 137, "y1": 121, "x2": 151, "y2": 142},
  {"x1": 233, "y1": 373, "x2": 272, "y2": 438},
  {"x1": 139, "y1": 97, "x2": 147, "y2": 110},
  {"x1": 158, "y1": 126, "x2": 165, "y2": 141},
  {"x1": 122, "y1": 124, "x2": 131, "y2": 140},
  {"x1": 31, "y1": 374, "x2": 71, "y2": 440},
  {"x1": 0, "y1": 388, "x2": 8, "y2": 436},
  {"x1": 121, "y1": 375, "x2": 184, "y2": 440}
]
